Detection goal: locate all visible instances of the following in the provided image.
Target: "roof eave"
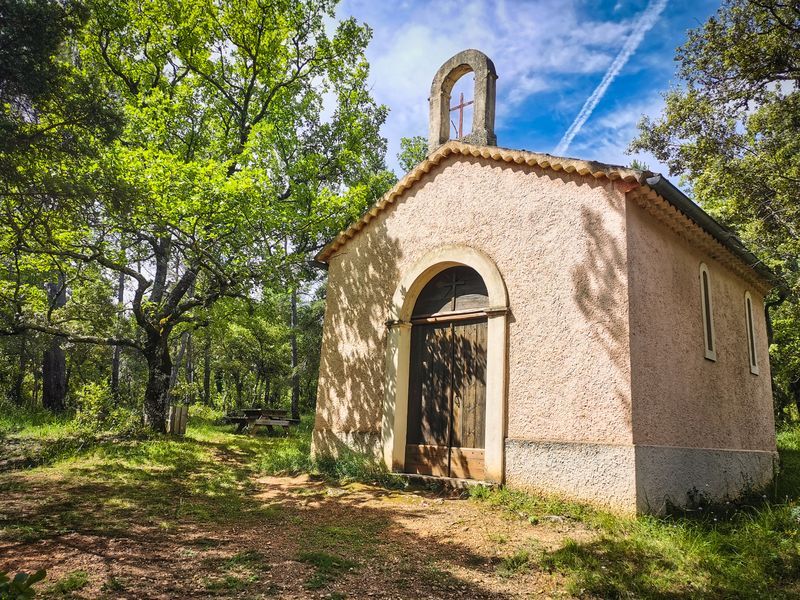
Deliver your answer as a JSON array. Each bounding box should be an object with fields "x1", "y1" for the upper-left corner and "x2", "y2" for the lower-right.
[
  {"x1": 644, "y1": 175, "x2": 784, "y2": 292},
  {"x1": 315, "y1": 141, "x2": 644, "y2": 263}
]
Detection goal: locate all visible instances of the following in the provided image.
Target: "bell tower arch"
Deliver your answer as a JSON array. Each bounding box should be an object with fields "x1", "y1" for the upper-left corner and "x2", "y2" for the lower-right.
[{"x1": 428, "y1": 49, "x2": 498, "y2": 153}]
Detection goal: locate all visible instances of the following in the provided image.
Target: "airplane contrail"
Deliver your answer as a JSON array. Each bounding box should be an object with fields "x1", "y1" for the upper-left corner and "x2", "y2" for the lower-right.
[{"x1": 553, "y1": 0, "x2": 668, "y2": 156}]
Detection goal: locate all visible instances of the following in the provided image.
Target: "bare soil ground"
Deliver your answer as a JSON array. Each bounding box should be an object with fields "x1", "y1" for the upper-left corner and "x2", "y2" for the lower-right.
[{"x1": 0, "y1": 434, "x2": 591, "y2": 599}]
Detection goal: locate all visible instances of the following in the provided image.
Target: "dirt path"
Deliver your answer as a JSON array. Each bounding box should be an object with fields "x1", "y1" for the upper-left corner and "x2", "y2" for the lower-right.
[{"x1": 0, "y1": 440, "x2": 592, "y2": 599}]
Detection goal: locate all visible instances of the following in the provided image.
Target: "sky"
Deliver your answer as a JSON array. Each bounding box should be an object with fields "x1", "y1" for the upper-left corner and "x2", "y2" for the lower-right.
[{"x1": 335, "y1": 0, "x2": 721, "y2": 175}]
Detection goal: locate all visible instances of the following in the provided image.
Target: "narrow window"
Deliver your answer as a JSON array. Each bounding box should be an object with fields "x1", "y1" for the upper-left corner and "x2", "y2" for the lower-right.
[
  {"x1": 745, "y1": 292, "x2": 759, "y2": 375},
  {"x1": 699, "y1": 263, "x2": 716, "y2": 361}
]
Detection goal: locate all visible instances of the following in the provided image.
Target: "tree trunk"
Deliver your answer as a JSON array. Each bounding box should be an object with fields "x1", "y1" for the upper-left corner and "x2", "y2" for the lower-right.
[
  {"x1": 42, "y1": 338, "x2": 67, "y2": 412},
  {"x1": 186, "y1": 333, "x2": 194, "y2": 387},
  {"x1": 42, "y1": 279, "x2": 67, "y2": 412},
  {"x1": 32, "y1": 367, "x2": 40, "y2": 407},
  {"x1": 290, "y1": 289, "x2": 300, "y2": 421},
  {"x1": 12, "y1": 332, "x2": 28, "y2": 405},
  {"x1": 170, "y1": 331, "x2": 190, "y2": 389},
  {"x1": 263, "y1": 371, "x2": 271, "y2": 406},
  {"x1": 111, "y1": 268, "x2": 125, "y2": 399},
  {"x1": 144, "y1": 334, "x2": 171, "y2": 433},
  {"x1": 203, "y1": 336, "x2": 211, "y2": 405}
]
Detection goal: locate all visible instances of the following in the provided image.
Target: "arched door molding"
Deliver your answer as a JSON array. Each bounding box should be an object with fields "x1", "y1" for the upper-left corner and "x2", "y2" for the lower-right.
[{"x1": 382, "y1": 245, "x2": 508, "y2": 482}]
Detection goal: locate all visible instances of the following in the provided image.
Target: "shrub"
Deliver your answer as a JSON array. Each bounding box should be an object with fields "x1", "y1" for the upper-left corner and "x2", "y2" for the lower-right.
[
  {"x1": 314, "y1": 447, "x2": 406, "y2": 489},
  {"x1": 73, "y1": 383, "x2": 144, "y2": 437},
  {"x1": 0, "y1": 570, "x2": 46, "y2": 599}
]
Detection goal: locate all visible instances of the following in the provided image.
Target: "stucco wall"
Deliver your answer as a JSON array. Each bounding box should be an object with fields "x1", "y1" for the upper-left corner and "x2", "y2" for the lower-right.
[
  {"x1": 314, "y1": 155, "x2": 635, "y2": 458},
  {"x1": 626, "y1": 199, "x2": 776, "y2": 452},
  {"x1": 314, "y1": 153, "x2": 777, "y2": 510}
]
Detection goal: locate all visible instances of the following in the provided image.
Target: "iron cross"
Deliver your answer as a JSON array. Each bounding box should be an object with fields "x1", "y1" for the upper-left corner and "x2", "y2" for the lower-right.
[
  {"x1": 438, "y1": 271, "x2": 466, "y2": 311},
  {"x1": 450, "y1": 91, "x2": 474, "y2": 139}
]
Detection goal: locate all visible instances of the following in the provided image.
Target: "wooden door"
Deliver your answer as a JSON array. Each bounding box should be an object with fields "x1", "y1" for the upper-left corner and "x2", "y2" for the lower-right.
[
  {"x1": 449, "y1": 318, "x2": 487, "y2": 479},
  {"x1": 405, "y1": 317, "x2": 487, "y2": 479}
]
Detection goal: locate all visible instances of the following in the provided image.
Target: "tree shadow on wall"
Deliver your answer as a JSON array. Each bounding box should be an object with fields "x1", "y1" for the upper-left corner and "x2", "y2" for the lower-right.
[
  {"x1": 315, "y1": 218, "x2": 404, "y2": 457},
  {"x1": 570, "y1": 203, "x2": 631, "y2": 429}
]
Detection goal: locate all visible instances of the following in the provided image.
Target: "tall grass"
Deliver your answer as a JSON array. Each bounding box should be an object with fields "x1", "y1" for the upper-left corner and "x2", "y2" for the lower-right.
[
  {"x1": 243, "y1": 416, "x2": 405, "y2": 487},
  {"x1": 0, "y1": 400, "x2": 72, "y2": 438},
  {"x1": 470, "y1": 428, "x2": 800, "y2": 599}
]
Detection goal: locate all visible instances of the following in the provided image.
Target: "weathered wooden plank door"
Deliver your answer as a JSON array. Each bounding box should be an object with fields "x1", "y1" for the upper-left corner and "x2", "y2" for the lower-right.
[
  {"x1": 405, "y1": 322, "x2": 452, "y2": 477},
  {"x1": 405, "y1": 317, "x2": 487, "y2": 479},
  {"x1": 449, "y1": 318, "x2": 487, "y2": 479}
]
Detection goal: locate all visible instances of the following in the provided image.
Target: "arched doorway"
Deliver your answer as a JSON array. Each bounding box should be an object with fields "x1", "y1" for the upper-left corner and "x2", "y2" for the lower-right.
[
  {"x1": 405, "y1": 266, "x2": 489, "y2": 479},
  {"x1": 382, "y1": 245, "x2": 508, "y2": 483}
]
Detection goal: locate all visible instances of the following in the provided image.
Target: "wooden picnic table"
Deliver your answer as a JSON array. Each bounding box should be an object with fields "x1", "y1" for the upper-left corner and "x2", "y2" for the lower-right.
[
  {"x1": 243, "y1": 408, "x2": 287, "y2": 419},
  {"x1": 225, "y1": 408, "x2": 298, "y2": 434}
]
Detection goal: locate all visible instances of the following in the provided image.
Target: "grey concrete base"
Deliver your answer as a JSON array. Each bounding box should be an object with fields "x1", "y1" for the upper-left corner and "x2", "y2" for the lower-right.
[
  {"x1": 505, "y1": 438, "x2": 777, "y2": 514},
  {"x1": 635, "y1": 444, "x2": 777, "y2": 514},
  {"x1": 505, "y1": 439, "x2": 638, "y2": 512},
  {"x1": 311, "y1": 428, "x2": 382, "y2": 461}
]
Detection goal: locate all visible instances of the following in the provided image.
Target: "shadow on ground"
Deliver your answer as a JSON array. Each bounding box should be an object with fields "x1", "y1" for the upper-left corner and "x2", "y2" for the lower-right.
[{"x1": 0, "y1": 425, "x2": 560, "y2": 599}]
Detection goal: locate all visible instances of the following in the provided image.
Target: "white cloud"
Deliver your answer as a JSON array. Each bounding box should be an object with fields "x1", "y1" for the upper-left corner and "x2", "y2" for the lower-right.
[
  {"x1": 570, "y1": 93, "x2": 667, "y2": 172},
  {"x1": 337, "y1": 0, "x2": 658, "y2": 171},
  {"x1": 553, "y1": 0, "x2": 669, "y2": 155}
]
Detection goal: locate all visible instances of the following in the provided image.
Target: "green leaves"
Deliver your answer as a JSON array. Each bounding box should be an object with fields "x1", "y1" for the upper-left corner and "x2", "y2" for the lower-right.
[
  {"x1": 0, "y1": 0, "x2": 390, "y2": 427},
  {"x1": 0, "y1": 569, "x2": 46, "y2": 599},
  {"x1": 397, "y1": 136, "x2": 428, "y2": 174}
]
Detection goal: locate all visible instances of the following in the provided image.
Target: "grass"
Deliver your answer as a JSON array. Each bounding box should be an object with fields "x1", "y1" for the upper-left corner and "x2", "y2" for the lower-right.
[
  {"x1": 297, "y1": 551, "x2": 357, "y2": 589},
  {"x1": 468, "y1": 430, "x2": 800, "y2": 599},
  {"x1": 777, "y1": 426, "x2": 800, "y2": 501},
  {"x1": 497, "y1": 549, "x2": 533, "y2": 577},
  {"x1": 1, "y1": 405, "x2": 398, "y2": 595},
  {"x1": 203, "y1": 573, "x2": 258, "y2": 591},
  {"x1": 3, "y1": 404, "x2": 800, "y2": 598},
  {"x1": 468, "y1": 482, "x2": 599, "y2": 525},
  {"x1": 0, "y1": 401, "x2": 71, "y2": 438},
  {"x1": 44, "y1": 570, "x2": 89, "y2": 596}
]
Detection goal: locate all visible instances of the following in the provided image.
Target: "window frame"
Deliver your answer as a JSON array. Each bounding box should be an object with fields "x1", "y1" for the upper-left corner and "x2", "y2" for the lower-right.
[
  {"x1": 745, "y1": 292, "x2": 759, "y2": 375},
  {"x1": 699, "y1": 263, "x2": 717, "y2": 362}
]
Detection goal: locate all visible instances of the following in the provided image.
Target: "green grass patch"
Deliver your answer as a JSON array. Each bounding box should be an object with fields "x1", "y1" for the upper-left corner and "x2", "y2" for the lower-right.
[
  {"x1": 468, "y1": 483, "x2": 598, "y2": 525},
  {"x1": 469, "y1": 428, "x2": 800, "y2": 599},
  {"x1": 541, "y1": 507, "x2": 800, "y2": 599},
  {"x1": 101, "y1": 576, "x2": 126, "y2": 593},
  {"x1": 777, "y1": 427, "x2": 800, "y2": 501},
  {"x1": 0, "y1": 400, "x2": 72, "y2": 437},
  {"x1": 203, "y1": 574, "x2": 257, "y2": 591},
  {"x1": 297, "y1": 551, "x2": 357, "y2": 590},
  {"x1": 313, "y1": 448, "x2": 406, "y2": 488},
  {"x1": 497, "y1": 549, "x2": 533, "y2": 577},
  {"x1": 221, "y1": 550, "x2": 267, "y2": 570},
  {"x1": 44, "y1": 570, "x2": 89, "y2": 596}
]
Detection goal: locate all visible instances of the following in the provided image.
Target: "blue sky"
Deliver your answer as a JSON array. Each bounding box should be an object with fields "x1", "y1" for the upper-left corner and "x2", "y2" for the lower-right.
[{"x1": 336, "y1": 0, "x2": 721, "y2": 175}]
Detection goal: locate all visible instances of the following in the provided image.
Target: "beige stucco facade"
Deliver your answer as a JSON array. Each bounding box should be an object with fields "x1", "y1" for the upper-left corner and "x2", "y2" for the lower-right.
[{"x1": 312, "y1": 145, "x2": 777, "y2": 514}]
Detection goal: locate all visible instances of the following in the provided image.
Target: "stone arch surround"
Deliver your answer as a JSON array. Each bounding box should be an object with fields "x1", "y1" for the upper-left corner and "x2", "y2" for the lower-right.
[
  {"x1": 381, "y1": 245, "x2": 509, "y2": 482},
  {"x1": 428, "y1": 49, "x2": 498, "y2": 153}
]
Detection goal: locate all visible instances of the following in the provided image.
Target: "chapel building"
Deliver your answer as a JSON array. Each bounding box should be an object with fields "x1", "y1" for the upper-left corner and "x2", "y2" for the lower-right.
[{"x1": 311, "y1": 50, "x2": 779, "y2": 513}]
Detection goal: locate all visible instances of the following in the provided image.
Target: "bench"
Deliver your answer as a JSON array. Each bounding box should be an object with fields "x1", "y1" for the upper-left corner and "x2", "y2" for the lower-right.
[
  {"x1": 223, "y1": 410, "x2": 300, "y2": 434},
  {"x1": 252, "y1": 417, "x2": 301, "y2": 434},
  {"x1": 223, "y1": 415, "x2": 252, "y2": 433}
]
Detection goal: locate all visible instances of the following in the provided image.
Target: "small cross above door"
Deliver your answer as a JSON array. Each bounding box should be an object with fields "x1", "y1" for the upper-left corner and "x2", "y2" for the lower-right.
[{"x1": 437, "y1": 271, "x2": 466, "y2": 311}]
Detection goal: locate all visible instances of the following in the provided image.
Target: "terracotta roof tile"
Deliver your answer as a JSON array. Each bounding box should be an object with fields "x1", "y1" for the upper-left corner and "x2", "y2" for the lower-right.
[
  {"x1": 316, "y1": 141, "x2": 646, "y2": 263},
  {"x1": 315, "y1": 141, "x2": 778, "y2": 291}
]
